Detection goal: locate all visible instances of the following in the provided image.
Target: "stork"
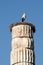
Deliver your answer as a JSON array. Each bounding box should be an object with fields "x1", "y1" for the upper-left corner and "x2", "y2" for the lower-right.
[{"x1": 22, "y1": 13, "x2": 26, "y2": 22}]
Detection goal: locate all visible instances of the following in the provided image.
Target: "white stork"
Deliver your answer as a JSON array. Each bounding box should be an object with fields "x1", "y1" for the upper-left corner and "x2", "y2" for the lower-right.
[{"x1": 22, "y1": 13, "x2": 26, "y2": 22}]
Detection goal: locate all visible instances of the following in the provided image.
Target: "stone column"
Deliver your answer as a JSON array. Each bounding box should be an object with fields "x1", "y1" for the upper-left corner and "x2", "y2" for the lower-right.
[{"x1": 10, "y1": 22, "x2": 35, "y2": 65}]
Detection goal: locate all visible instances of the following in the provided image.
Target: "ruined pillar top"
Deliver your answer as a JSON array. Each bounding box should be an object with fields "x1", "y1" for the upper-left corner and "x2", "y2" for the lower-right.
[{"x1": 10, "y1": 22, "x2": 35, "y2": 33}]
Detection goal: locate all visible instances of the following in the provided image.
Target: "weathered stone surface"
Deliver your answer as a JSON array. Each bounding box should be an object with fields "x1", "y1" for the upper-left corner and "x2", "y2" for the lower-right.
[
  {"x1": 12, "y1": 38, "x2": 34, "y2": 50},
  {"x1": 11, "y1": 48, "x2": 33, "y2": 65},
  {"x1": 10, "y1": 24, "x2": 35, "y2": 65},
  {"x1": 12, "y1": 25, "x2": 33, "y2": 38}
]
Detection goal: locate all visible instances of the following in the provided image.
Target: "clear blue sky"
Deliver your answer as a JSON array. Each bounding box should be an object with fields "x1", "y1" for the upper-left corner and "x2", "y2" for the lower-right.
[{"x1": 0, "y1": 0, "x2": 43, "y2": 65}]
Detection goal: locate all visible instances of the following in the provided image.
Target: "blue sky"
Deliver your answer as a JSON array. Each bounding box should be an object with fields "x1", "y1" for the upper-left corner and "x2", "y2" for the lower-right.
[{"x1": 0, "y1": 0, "x2": 43, "y2": 65}]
